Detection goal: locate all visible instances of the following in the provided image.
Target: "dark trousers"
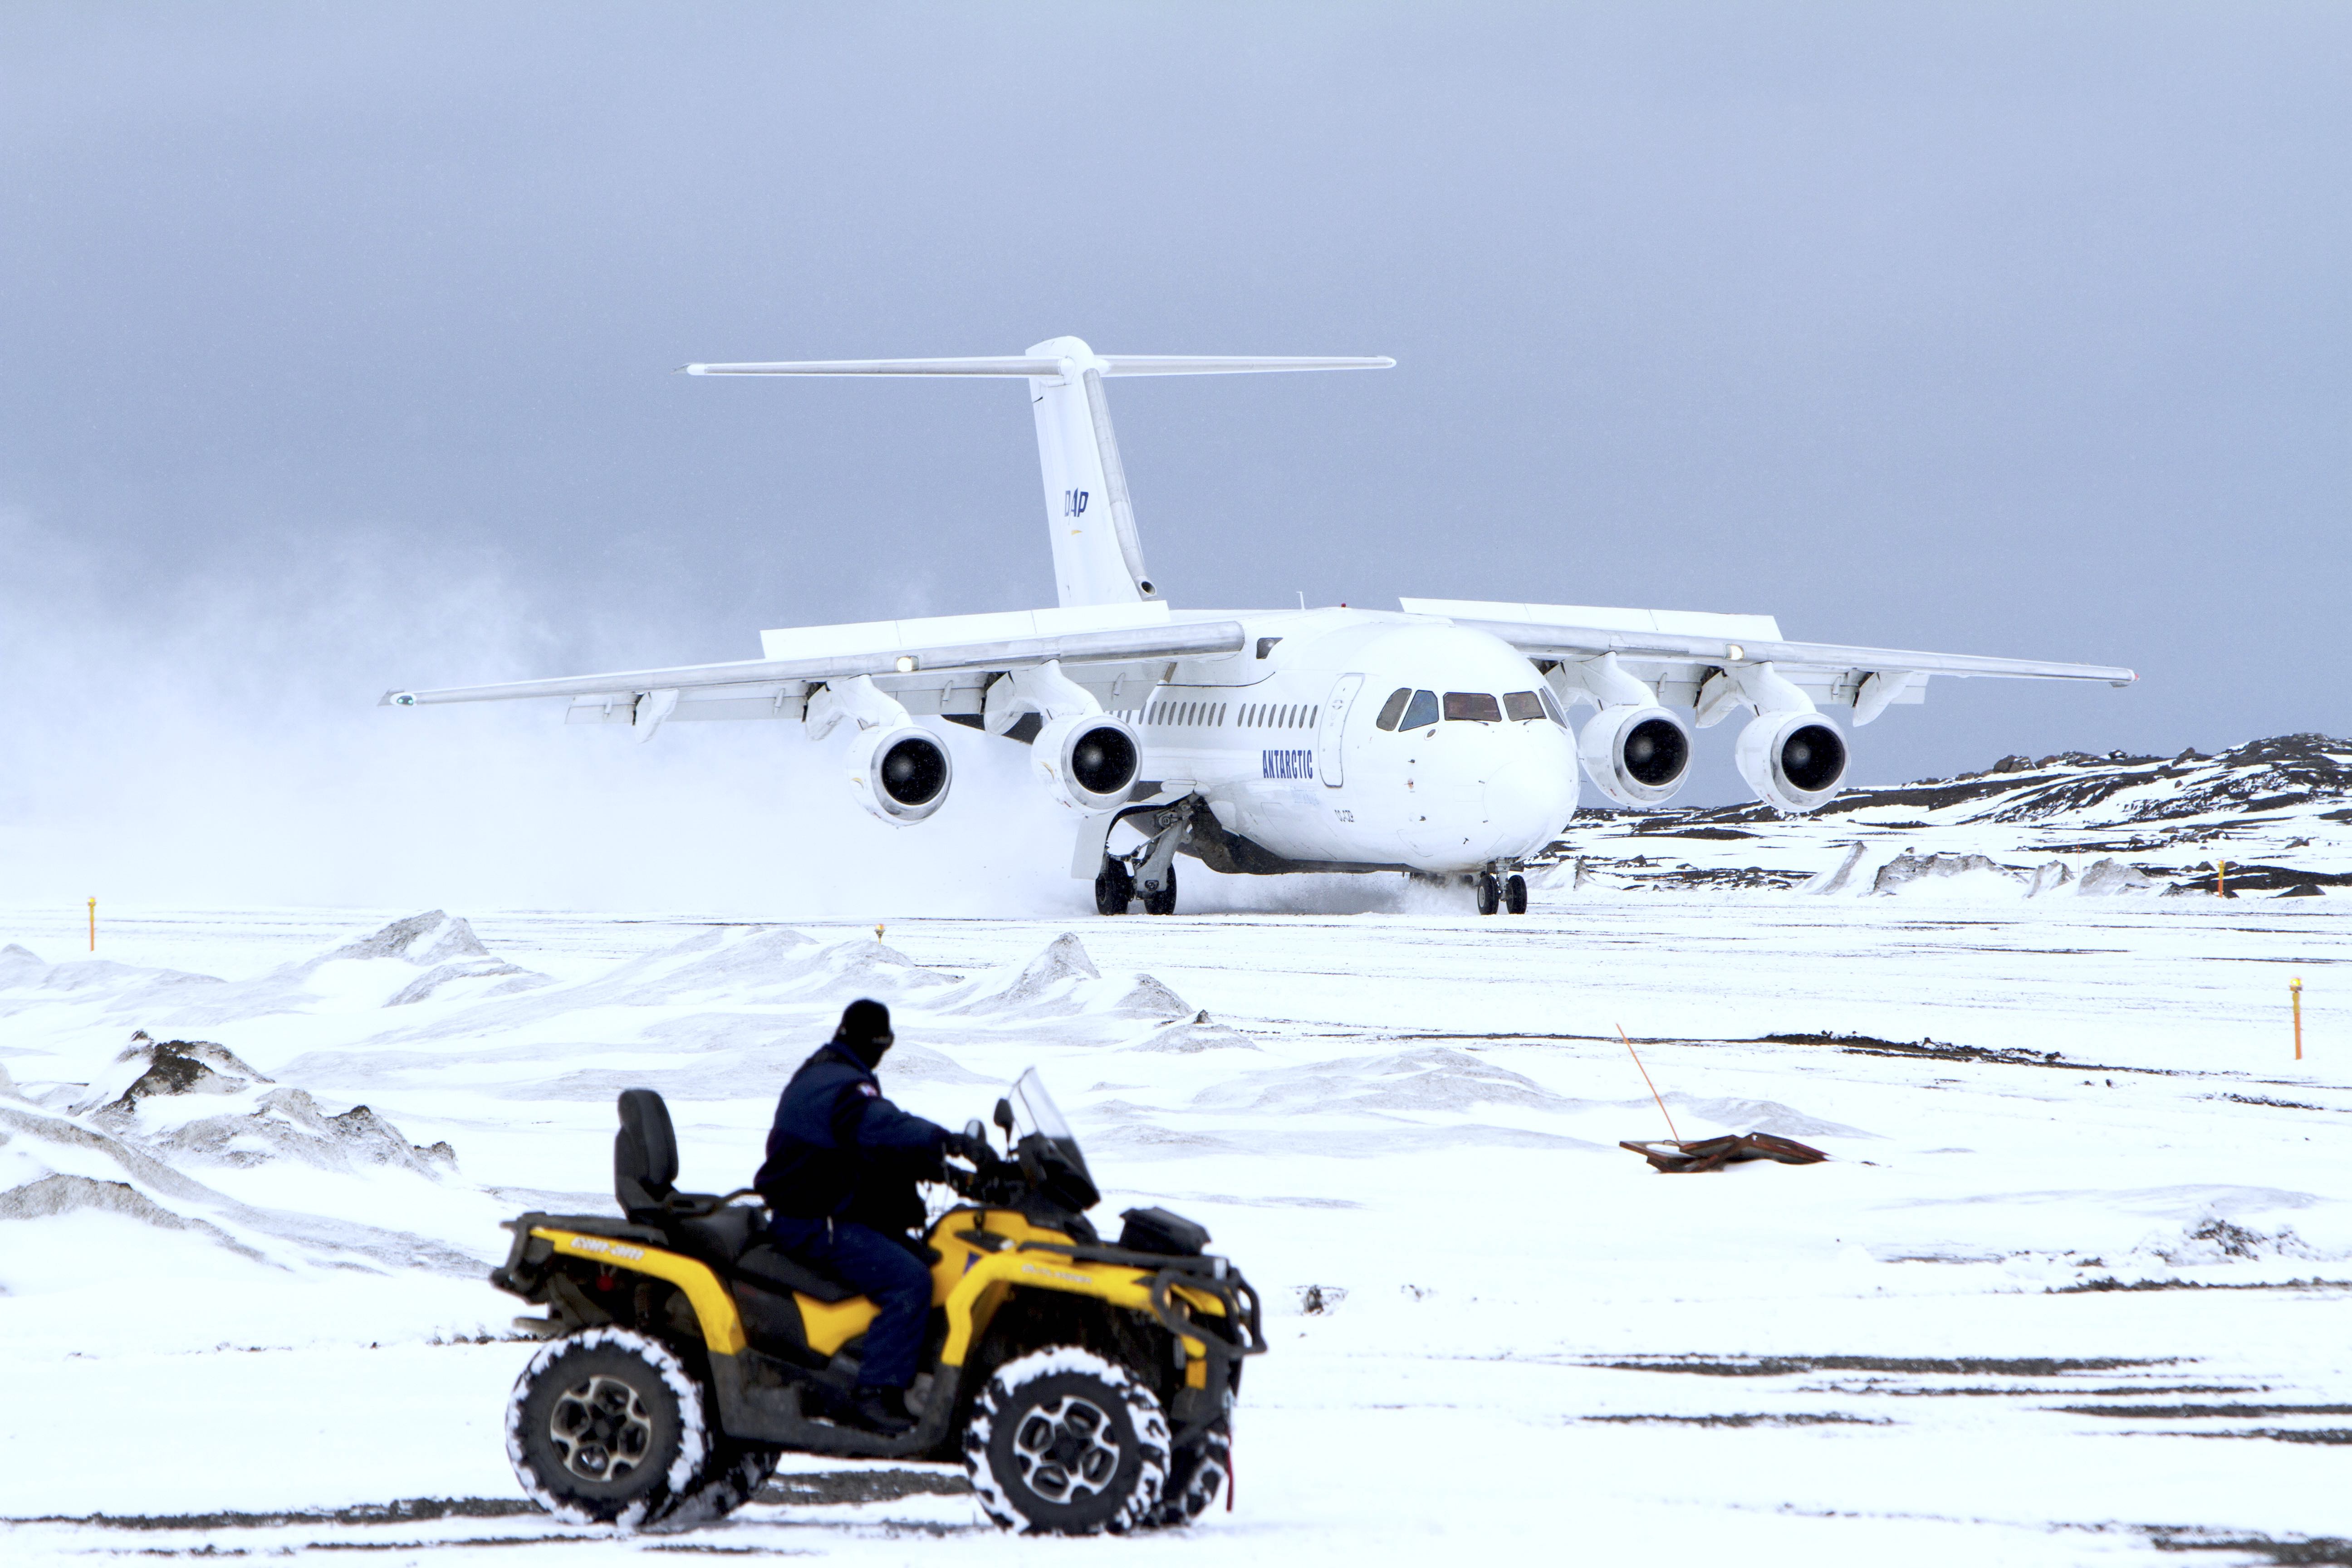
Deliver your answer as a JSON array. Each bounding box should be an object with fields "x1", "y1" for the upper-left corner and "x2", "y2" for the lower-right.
[{"x1": 768, "y1": 1215, "x2": 933, "y2": 1390}]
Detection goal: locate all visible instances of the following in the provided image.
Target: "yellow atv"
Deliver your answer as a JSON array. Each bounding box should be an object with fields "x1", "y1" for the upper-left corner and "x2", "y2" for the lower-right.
[{"x1": 489, "y1": 1069, "x2": 1264, "y2": 1534}]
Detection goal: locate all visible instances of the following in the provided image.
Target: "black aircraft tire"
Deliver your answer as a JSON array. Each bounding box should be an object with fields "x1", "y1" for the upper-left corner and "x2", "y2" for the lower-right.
[
  {"x1": 1142, "y1": 863, "x2": 1177, "y2": 916},
  {"x1": 506, "y1": 1327, "x2": 713, "y2": 1529},
  {"x1": 965, "y1": 1348, "x2": 1171, "y2": 1534},
  {"x1": 1475, "y1": 873, "x2": 1500, "y2": 916},
  {"x1": 1094, "y1": 859, "x2": 1134, "y2": 916},
  {"x1": 1504, "y1": 873, "x2": 1528, "y2": 915},
  {"x1": 1149, "y1": 1421, "x2": 1231, "y2": 1528}
]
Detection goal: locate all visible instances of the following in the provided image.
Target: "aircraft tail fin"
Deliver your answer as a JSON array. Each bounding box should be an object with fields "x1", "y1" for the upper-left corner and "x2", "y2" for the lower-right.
[{"x1": 685, "y1": 338, "x2": 1391, "y2": 608}]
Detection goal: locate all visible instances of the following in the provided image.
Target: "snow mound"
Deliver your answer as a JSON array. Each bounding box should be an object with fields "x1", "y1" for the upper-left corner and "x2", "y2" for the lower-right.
[
  {"x1": 70, "y1": 1031, "x2": 270, "y2": 1117},
  {"x1": 319, "y1": 911, "x2": 490, "y2": 966},
  {"x1": 1662, "y1": 1094, "x2": 1877, "y2": 1140},
  {"x1": 65, "y1": 1032, "x2": 456, "y2": 1176},
  {"x1": 2078, "y1": 857, "x2": 2156, "y2": 895},
  {"x1": 0, "y1": 1100, "x2": 482, "y2": 1281},
  {"x1": 0, "y1": 1173, "x2": 263, "y2": 1258},
  {"x1": 150, "y1": 1088, "x2": 458, "y2": 1176},
  {"x1": 1872, "y1": 851, "x2": 2026, "y2": 896},
  {"x1": 1191, "y1": 1048, "x2": 1568, "y2": 1115},
  {"x1": 1122, "y1": 1014, "x2": 1260, "y2": 1054},
  {"x1": 939, "y1": 933, "x2": 1192, "y2": 1021}
]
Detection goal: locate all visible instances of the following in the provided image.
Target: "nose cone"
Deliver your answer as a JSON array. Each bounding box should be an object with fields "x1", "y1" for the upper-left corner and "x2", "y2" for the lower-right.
[
  {"x1": 1486, "y1": 723, "x2": 1579, "y2": 857},
  {"x1": 1411, "y1": 721, "x2": 1578, "y2": 867}
]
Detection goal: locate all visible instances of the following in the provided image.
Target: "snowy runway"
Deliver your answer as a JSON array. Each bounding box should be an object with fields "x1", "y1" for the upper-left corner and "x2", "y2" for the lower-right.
[{"x1": 3, "y1": 897, "x2": 2347, "y2": 1563}]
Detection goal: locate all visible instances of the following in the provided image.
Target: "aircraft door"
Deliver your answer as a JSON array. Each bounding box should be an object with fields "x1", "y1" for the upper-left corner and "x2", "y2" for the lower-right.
[{"x1": 1318, "y1": 673, "x2": 1365, "y2": 787}]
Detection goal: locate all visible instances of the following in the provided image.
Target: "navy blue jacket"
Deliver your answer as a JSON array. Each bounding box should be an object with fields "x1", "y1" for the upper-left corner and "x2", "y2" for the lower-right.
[{"x1": 755, "y1": 1043, "x2": 947, "y2": 1224}]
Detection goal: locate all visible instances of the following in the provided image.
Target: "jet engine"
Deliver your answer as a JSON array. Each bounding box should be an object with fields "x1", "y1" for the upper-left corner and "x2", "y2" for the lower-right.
[
  {"x1": 1576, "y1": 705, "x2": 1695, "y2": 808},
  {"x1": 846, "y1": 725, "x2": 953, "y2": 825},
  {"x1": 1031, "y1": 715, "x2": 1143, "y2": 812},
  {"x1": 1735, "y1": 710, "x2": 1848, "y2": 814}
]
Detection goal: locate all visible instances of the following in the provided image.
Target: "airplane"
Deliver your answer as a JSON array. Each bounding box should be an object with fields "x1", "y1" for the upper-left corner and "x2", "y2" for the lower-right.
[{"x1": 384, "y1": 336, "x2": 2135, "y2": 917}]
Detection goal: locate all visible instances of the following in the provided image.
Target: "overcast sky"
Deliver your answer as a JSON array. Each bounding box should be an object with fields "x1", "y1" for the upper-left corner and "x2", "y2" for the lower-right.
[{"x1": 2, "y1": 4, "x2": 2346, "y2": 910}]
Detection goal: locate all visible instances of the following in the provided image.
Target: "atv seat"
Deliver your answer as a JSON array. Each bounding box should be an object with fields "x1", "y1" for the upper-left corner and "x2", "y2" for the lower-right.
[
  {"x1": 735, "y1": 1242, "x2": 858, "y2": 1303},
  {"x1": 612, "y1": 1088, "x2": 858, "y2": 1298}
]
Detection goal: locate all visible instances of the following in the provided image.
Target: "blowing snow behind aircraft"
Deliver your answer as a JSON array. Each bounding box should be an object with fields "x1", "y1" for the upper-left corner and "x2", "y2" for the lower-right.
[{"x1": 385, "y1": 337, "x2": 2134, "y2": 916}]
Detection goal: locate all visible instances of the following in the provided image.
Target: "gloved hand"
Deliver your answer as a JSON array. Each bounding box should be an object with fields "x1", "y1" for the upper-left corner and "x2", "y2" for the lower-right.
[{"x1": 942, "y1": 1129, "x2": 1000, "y2": 1168}]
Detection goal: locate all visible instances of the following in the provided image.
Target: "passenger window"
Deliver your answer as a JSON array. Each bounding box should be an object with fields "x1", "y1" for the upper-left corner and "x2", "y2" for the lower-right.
[
  {"x1": 1376, "y1": 688, "x2": 1411, "y2": 730},
  {"x1": 1504, "y1": 691, "x2": 1545, "y2": 722},
  {"x1": 1444, "y1": 692, "x2": 1502, "y2": 723},
  {"x1": 1400, "y1": 689, "x2": 1439, "y2": 730}
]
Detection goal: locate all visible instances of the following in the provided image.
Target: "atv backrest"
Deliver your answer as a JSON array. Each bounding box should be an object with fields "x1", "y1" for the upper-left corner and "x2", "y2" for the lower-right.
[{"x1": 615, "y1": 1088, "x2": 679, "y2": 1220}]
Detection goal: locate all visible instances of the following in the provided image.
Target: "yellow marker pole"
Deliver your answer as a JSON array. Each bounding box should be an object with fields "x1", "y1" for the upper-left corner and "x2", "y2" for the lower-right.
[
  {"x1": 875, "y1": 923, "x2": 886, "y2": 941},
  {"x1": 2292, "y1": 977, "x2": 2303, "y2": 1061},
  {"x1": 2218, "y1": 859, "x2": 2228, "y2": 898},
  {"x1": 87, "y1": 897, "x2": 96, "y2": 952}
]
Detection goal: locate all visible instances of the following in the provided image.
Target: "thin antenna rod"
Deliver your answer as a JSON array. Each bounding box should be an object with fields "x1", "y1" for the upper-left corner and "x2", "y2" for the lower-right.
[{"x1": 1618, "y1": 1024, "x2": 1680, "y2": 1142}]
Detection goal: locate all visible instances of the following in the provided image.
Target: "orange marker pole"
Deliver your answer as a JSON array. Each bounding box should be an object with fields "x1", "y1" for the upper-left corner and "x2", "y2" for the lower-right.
[
  {"x1": 2292, "y1": 977, "x2": 2303, "y2": 1061},
  {"x1": 87, "y1": 897, "x2": 96, "y2": 952},
  {"x1": 1617, "y1": 1024, "x2": 1681, "y2": 1143},
  {"x1": 2218, "y1": 859, "x2": 2228, "y2": 899}
]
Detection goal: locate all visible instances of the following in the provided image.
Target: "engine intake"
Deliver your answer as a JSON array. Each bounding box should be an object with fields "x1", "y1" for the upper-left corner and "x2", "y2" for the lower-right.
[
  {"x1": 1032, "y1": 715, "x2": 1142, "y2": 812},
  {"x1": 1735, "y1": 710, "x2": 1848, "y2": 814},
  {"x1": 1576, "y1": 705, "x2": 1695, "y2": 808},
  {"x1": 846, "y1": 725, "x2": 953, "y2": 824}
]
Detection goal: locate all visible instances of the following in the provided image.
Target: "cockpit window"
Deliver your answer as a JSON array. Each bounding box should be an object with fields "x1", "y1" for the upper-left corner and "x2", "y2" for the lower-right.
[
  {"x1": 1536, "y1": 686, "x2": 1568, "y2": 726},
  {"x1": 1400, "y1": 689, "x2": 1440, "y2": 730},
  {"x1": 1444, "y1": 692, "x2": 1502, "y2": 723},
  {"x1": 1503, "y1": 691, "x2": 1545, "y2": 722},
  {"x1": 1375, "y1": 688, "x2": 1411, "y2": 730}
]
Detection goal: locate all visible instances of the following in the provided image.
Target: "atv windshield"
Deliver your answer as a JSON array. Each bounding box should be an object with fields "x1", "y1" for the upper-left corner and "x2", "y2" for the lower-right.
[{"x1": 1009, "y1": 1068, "x2": 1094, "y2": 1191}]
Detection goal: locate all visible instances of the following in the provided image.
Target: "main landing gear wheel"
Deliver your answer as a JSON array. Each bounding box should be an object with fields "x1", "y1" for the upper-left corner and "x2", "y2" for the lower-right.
[
  {"x1": 1504, "y1": 873, "x2": 1528, "y2": 915},
  {"x1": 1475, "y1": 872, "x2": 1501, "y2": 916},
  {"x1": 1094, "y1": 858, "x2": 1134, "y2": 916},
  {"x1": 965, "y1": 1348, "x2": 1171, "y2": 1535},
  {"x1": 506, "y1": 1327, "x2": 711, "y2": 1529},
  {"x1": 1142, "y1": 862, "x2": 1177, "y2": 916}
]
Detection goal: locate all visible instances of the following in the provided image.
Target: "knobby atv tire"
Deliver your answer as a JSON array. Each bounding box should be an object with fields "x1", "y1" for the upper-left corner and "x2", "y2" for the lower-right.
[
  {"x1": 964, "y1": 1348, "x2": 1171, "y2": 1534},
  {"x1": 664, "y1": 1442, "x2": 778, "y2": 1528},
  {"x1": 506, "y1": 1327, "x2": 713, "y2": 1529},
  {"x1": 1150, "y1": 1419, "x2": 1231, "y2": 1528}
]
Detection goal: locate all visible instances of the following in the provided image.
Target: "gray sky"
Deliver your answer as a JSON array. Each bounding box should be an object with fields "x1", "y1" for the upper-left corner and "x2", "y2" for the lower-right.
[{"x1": 2, "y1": 4, "x2": 2347, "y2": 909}]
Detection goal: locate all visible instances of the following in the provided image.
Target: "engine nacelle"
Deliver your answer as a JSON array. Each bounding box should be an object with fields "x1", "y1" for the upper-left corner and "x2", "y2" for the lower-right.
[
  {"x1": 845, "y1": 725, "x2": 953, "y2": 825},
  {"x1": 1031, "y1": 715, "x2": 1142, "y2": 812},
  {"x1": 1735, "y1": 710, "x2": 1848, "y2": 814},
  {"x1": 1576, "y1": 705, "x2": 1695, "y2": 808}
]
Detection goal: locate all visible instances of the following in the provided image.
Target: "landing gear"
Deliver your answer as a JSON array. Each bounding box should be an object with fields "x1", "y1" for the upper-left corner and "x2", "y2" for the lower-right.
[
  {"x1": 1094, "y1": 858, "x2": 1134, "y2": 916},
  {"x1": 1142, "y1": 862, "x2": 1178, "y2": 916},
  {"x1": 1095, "y1": 804, "x2": 1186, "y2": 917},
  {"x1": 1473, "y1": 868, "x2": 1529, "y2": 916}
]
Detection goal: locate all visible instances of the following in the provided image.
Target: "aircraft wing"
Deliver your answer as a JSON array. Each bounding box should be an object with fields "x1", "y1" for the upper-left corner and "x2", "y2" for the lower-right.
[
  {"x1": 1403, "y1": 598, "x2": 2133, "y2": 723},
  {"x1": 382, "y1": 614, "x2": 1245, "y2": 724}
]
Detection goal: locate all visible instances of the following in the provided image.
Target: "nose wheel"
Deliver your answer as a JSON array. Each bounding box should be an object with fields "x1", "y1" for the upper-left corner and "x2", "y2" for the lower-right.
[{"x1": 1476, "y1": 871, "x2": 1529, "y2": 916}]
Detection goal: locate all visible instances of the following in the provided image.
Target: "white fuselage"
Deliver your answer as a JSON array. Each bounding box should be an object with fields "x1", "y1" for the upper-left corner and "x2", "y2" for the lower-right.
[{"x1": 1093, "y1": 608, "x2": 1580, "y2": 874}]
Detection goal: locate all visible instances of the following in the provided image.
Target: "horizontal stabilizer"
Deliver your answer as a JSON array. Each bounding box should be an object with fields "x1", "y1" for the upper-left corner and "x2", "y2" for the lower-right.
[{"x1": 683, "y1": 353, "x2": 1392, "y2": 379}]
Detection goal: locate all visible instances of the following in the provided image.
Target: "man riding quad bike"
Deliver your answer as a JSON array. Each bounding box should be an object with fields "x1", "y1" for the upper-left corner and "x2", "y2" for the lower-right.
[{"x1": 487, "y1": 1007, "x2": 1264, "y2": 1535}]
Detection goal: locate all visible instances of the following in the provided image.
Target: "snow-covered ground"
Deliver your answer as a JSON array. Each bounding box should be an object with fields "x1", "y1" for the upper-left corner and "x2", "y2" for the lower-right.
[{"x1": 2, "y1": 884, "x2": 2347, "y2": 1564}]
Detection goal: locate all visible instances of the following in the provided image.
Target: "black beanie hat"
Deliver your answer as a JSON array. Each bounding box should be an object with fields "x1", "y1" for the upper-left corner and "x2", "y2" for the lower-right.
[{"x1": 835, "y1": 999, "x2": 893, "y2": 1064}]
